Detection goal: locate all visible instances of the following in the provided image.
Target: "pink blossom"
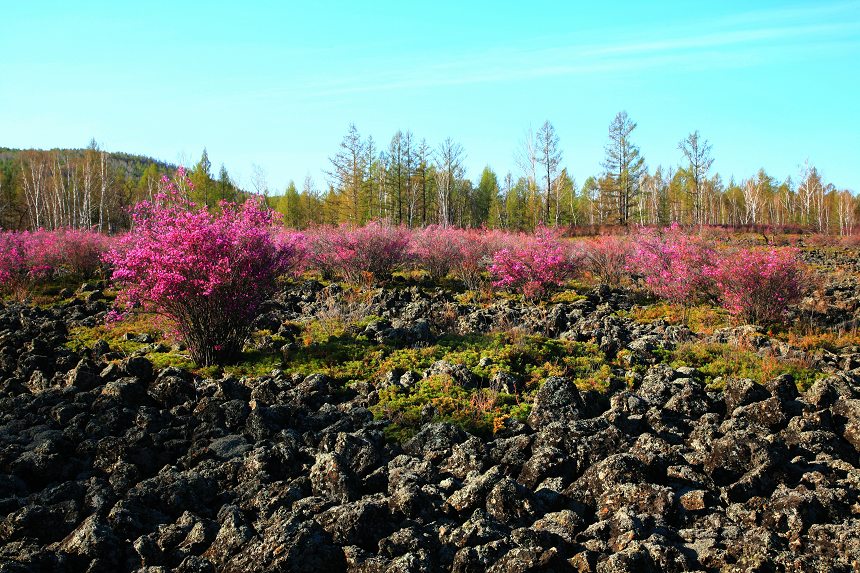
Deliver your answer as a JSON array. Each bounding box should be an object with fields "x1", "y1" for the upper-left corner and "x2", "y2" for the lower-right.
[
  {"x1": 707, "y1": 247, "x2": 806, "y2": 325},
  {"x1": 489, "y1": 228, "x2": 575, "y2": 299},
  {"x1": 105, "y1": 170, "x2": 296, "y2": 365}
]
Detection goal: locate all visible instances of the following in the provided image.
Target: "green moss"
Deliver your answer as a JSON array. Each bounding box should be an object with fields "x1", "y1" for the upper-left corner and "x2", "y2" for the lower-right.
[
  {"x1": 66, "y1": 313, "x2": 163, "y2": 356},
  {"x1": 550, "y1": 289, "x2": 587, "y2": 303},
  {"x1": 670, "y1": 342, "x2": 822, "y2": 390},
  {"x1": 65, "y1": 307, "x2": 617, "y2": 439},
  {"x1": 370, "y1": 375, "x2": 510, "y2": 439},
  {"x1": 368, "y1": 332, "x2": 611, "y2": 438}
]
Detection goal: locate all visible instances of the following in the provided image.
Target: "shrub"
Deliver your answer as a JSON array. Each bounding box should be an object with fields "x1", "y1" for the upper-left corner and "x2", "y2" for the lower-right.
[
  {"x1": 273, "y1": 229, "x2": 309, "y2": 278},
  {"x1": 630, "y1": 224, "x2": 716, "y2": 307},
  {"x1": 410, "y1": 226, "x2": 507, "y2": 289},
  {"x1": 708, "y1": 247, "x2": 806, "y2": 325},
  {"x1": 410, "y1": 225, "x2": 466, "y2": 281},
  {"x1": 54, "y1": 228, "x2": 111, "y2": 278},
  {"x1": 452, "y1": 229, "x2": 504, "y2": 291},
  {"x1": 0, "y1": 232, "x2": 30, "y2": 297},
  {"x1": 106, "y1": 182, "x2": 293, "y2": 366},
  {"x1": 303, "y1": 225, "x2": 341, "y2": 280},
  {"x1": 311, "y1": 221, "x2": 411, "y2": 284},
  {"x1": 0, "y1": 230, "x2": 62, "y2": 298},
  {"x1": 581, "y1": 235, "x2": 632, "y2": 286},
  {"x1": 489, "y1": 229, "x2": 573, "y2": 299}
]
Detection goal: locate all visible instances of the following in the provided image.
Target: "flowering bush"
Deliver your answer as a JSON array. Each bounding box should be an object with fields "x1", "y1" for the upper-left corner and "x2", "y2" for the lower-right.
[
  {"x1": 489, "y1": 229, "x2": 573, "y2": 299},
  {"x1": 310, "y1": 221, "x2": 411, "y2": 284},
  {"x1": 54, "y1": 229, "x2": 111, "y2": 278},
  {"x1": 303, "y1": 226, "x2": 341, "y2": 280},
  {"x1": 0, "y1": 229, "x2": 105, "y2": 297},
  {"x1": 630, "y1": 224, "x2": 716, "y2": 306},
  {"x1": 581, "y1": 235, "x2": 633, "y2": 286},
  {"x1": 708, "y1": 247, "x2": 806, "y2": 325},
  {"x1": 410, "y1": 225, "x2": 466, "y2": 281},
  {"x1": 106, "y1": 184, "x2": 292, "y2": 366},
  {"x1": 273, "y1": 229, "x2": 309, "y2": 278},
  {"x1": 451, "y1": 229, "x2": 504, "y2": 291},
  {"x1": 0, "y1": 232, "x2": 31, "y2": 297},
  {"x1": 410, "y1": 226, "x2": 505, "y2": 289}
]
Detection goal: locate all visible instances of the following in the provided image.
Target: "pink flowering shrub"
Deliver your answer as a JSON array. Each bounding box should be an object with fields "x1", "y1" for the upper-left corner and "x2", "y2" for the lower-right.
[
  {"x1": 273, "y1": 229, "x2": 309, "y2": 278},
  {"x1": 303, "y1": 226, "x2": 341, "y2": 280},
  {"x1": 410, "y1": 225, "x2": 466, "y2": 281},
  {"x1": 410, "y1": 226, "x2": 505, "y2": 289},
  {"x1": 630, "y1": 224, "x2": 716, "y2": 307},
  {"x1": 581, "y1": 235, "x2": 633, "y2": 286},
  {"x1": 451, "y1": 229, "x2": 504, "y2": 291},
  {"x1": 105, "y1": 183, "x2": 292, "y2": 365},
  {"x1": 708, "y1": 247, "x2": 806, "y2": 325},
  {"x1": 310, "y1": 221, "x2": 411, "y2": 284},
  {"x1": 54, "y1": 229, "x2": 111, "y2": 278},
  {"x1": 489, "y1": 229, "x2": 573, "y2": 299},
  {"x1": 1, "y1": 228, "x2": 109, "y2": 298},
  {"x1": 0, "y1": 232, "x2": 32, "y2": 298}
]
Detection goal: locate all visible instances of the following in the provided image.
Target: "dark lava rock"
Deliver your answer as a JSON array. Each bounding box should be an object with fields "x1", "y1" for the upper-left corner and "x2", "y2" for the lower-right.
[
  {"x1": 527, "y1": 376, "x2": 585, "y2": 429},
  {"x1": 1, "y1": 288, "x2": 859, "y2": 572}
]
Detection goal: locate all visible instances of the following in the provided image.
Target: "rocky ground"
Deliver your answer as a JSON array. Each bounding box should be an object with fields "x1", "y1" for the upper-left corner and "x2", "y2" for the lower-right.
[{"x1": 1, "y1": 274, "x2": 860, "y2": 572}]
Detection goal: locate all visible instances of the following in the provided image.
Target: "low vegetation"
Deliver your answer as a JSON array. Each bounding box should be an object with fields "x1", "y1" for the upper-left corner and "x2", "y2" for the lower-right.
[{"x1": 0, "y1": 166, "x2": 851, "y2": 438}]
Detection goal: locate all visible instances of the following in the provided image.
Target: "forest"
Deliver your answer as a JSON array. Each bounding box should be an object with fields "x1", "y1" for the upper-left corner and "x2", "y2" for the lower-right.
[{"x1": 1, "y1": 114, "x2": 854, "y2": 234}]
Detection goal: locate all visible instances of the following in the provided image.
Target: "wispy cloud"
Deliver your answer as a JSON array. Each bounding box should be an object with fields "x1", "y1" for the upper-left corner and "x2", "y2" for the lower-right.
[{"x1": 220, "y1": 2, "x2": 860, "y2": 105}]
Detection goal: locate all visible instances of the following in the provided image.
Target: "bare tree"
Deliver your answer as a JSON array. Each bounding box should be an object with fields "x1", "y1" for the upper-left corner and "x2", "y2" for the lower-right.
[
  {"x1": 364, "y1": 135, "x2": 377, "y2": 219},
  {"x1": 250, "y1": 163, "x2": 269, "y2": 197},
  {"x1": 302, "y1": 174, "x2": 319, "y2": 224},
  {"x1": 742, "y1": 177, "x2": 762, "y2": 225},
  {"x1": 98, "y1": 150, "x2": 109, "y2": 231},
  {"x1": 416, "y1": 139, "x2": 431, "y2": 225},
  {"x1": 20, "y1": 152, "x2": 48, "y2": 229},
  {"x1": 797, "y1": 159, "x2": 820, "y2": 228},
  {"x1": 837, "y1": 190, "x2": 856, "y2": 236},
  {"x1": 402, "y1": 131, "x2": 417, "y2": 227},
  {"x1": 678, "y1": 130, "x2": 714, "y2": 226},
  {"x1": 535, "y1": 120, "x2": 562, "y2": 225},
  {"x1": 515, "y1": 126, "x2": 538, "y2": 227}
]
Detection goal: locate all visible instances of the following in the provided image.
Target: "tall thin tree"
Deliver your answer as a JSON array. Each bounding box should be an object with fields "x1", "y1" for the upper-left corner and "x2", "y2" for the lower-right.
[
  {"x1": 603, "y1": 111, "x2": 646, "y2": 225},
  {"x1": 678, "y1": 130, "x2": 713, "y2": 226}
]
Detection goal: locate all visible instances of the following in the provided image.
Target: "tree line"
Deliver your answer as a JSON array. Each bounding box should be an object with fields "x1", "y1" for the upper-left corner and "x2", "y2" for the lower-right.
[
  {"x1": 274, "y1": 115, "x2": 855, "y2": 234},
  {"x1": 2, "y1": 112, "x2": 855, "y2": 234},
  {"x1": 0, "y1": 143, "x2": 241, "y2": 232}
]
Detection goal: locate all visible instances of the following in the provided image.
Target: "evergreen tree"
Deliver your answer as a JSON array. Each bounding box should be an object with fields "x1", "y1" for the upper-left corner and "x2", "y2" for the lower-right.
[{"x1": 190, "y1": 148, "x2": 215, "y2": 207}]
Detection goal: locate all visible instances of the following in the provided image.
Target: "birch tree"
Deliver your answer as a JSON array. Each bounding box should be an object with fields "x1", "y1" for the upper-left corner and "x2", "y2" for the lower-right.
[{"x1": 435, "y1": 138, "x2": 464, "y2": 228}]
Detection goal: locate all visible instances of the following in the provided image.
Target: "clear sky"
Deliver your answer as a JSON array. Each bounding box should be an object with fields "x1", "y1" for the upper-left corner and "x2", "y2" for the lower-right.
[{"x1": 2, "y1": 1, "x2": 858, "y2": 192}]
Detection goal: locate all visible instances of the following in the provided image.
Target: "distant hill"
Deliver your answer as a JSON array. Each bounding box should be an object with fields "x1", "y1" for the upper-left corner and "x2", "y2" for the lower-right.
[{"x1": 0, "y1": 147, "x2": 177, "y2": 182}]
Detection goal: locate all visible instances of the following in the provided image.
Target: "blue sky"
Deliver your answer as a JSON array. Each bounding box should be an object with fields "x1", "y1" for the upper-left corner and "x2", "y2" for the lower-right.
[{"x1": 2, "y1": 1, "x2": 858, "y2": 192}]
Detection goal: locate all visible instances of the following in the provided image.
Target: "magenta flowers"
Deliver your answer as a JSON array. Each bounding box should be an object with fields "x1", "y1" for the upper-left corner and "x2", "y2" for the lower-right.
[
  {"x1": 105, "y1": 184, "x2": 294, "y2": 366},
  {"x1": 630, "y1": 224, "x2": 716, "y2": 307},
  {"x1": 708, "y1": 247, "x2": 806, "y2": 325},
  {"x1": 0, "y1": 228, "x2": 110, "y2": 298},
  {"x1": 307, "y1": 221, "x2": 411, "y2": 285},
  {"x1": 489, "y1": 229, "x2": 573, "y2": 300}
]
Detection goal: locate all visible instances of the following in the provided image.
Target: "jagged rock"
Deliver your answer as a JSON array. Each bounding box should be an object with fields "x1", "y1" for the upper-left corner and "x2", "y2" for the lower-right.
[
  {"x1": 528, "y1": 377, "x2": 585, "y2": 430},
  {"x1": 723, "y1": 377, "x2": 770, "y2": 413},
  {"x1": 831, "y1": 399, "x2": 860, "y2": 452},
  {"x1": 1, "y1": 283, "x2": 859, "y2": 572},
  {"x1": 310, "y1": 452, "x2": 358, "y2": 503}
]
